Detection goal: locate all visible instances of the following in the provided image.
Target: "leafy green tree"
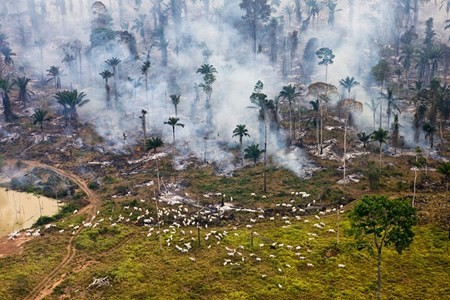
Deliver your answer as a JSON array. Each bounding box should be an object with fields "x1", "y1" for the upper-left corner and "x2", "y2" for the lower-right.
[
  {"x1": 54, "y1": 90, "x2": 89, "y2": 126},
  {"x1": 422, "y1": 122, "x2": 436, "y2": 148},
  {"x1": 146, "y1": 137, "x2": 164, "y2": 153},
  {"x1": 47, "y1": 66, "x2": 62, "y2": 90},
  {"x1": 232, "y1": 124, "x2": 250, "y2": 148},
  {"x1": 99, "y1": 70, "x2": 113, "y2": 108},
  {"x1": 371, "y1": 59, "x2": 391, "y2": 92},
  {"x1": 349, "y1": 195, "x2": 416, "y2": 300},
  {"x1": 32, "y1": 108, "x2": 51, "y2": 132},
  {"x1": 339, "y1": 76, "x2": 359, "y2": 98},
  {"x1": 357, "y1": 132, "x2": 372, "y2": 149},
  {"x1": 279, "y1": 84, "x2": 301, "y2": 143},
  {"x1": 12, "y1": 76, "x2": 34, "y2": 106},
  {"x1": 244, "y1": 144, "x2": 265, "y2": 165},
  {"x1": 196, "y1": 64, "x2": 217, "y2": 102},
  {"x1": 164, "y1": 117, "x2": 185, "y2": 143},
  {"x1": 316, "y1": 47, "x2": 335, "y2": 82},
  {"x1": 372, "y1": 128, "x2": 388, "y2": 169},
  {"x1": 170, "y1": 94, "x2": 181, "y2": 117},
  {"x1": 0, "y1": 77, "x2": 15, "y2": 122},
  {"x1": 239, "y1": 0, "x2": 271, "y2": 54}
]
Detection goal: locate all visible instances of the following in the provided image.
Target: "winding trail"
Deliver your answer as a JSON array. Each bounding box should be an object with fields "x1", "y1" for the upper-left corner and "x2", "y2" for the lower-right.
[{"x1": 4, "y1": 160, "x2": 101, "y2": 300}]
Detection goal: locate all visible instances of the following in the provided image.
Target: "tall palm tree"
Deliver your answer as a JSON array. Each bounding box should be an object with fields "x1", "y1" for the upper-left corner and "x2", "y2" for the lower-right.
[
  {"x1": 309, "y1": 99, "x2": 320, "y2": 152},
  {"x1": 279, "y1": 84, "x2": 301, "y2": 143},
  {"x1": 99, "y1": 70, "x2": 113, "y2": 108},
  {"x1": 47, "y1": 66, "x2": 62, "y2": 90},
  {"x1": 0, "y1": 77, "x2": 15, "y2": 122},
  {"x1": 380, "y1": 88, "x2": 401, "y2": 130},
  {"x1": 146, "y1": 137, "x2": 164, "y2": 153},
  {"x1": 141, "y1": 60, "x2": 151, "y2": 103},
  {"x1": 32, "y1": 108, "x2": 50, "y2": 132},
  {"x1": 164, "y1": 117, "x2": 185, "y2": 143},
  {"x1": 196, "y1": 63, "x2": 217, "y2": 102},
  {"x1": 105, "y1": 57, "x2": 121, "y2": 103},
  {"x1": 12, "y1": 76, "x2": 34, "y2": 106},
  {"x1": 170, "y1": 94, "x2": 181, "y2": 116},
  {"x1": 282, "y1": 4, "x2": 295, "y2": 26},
  {"x1": 244, "y1": 144, "x2": 265, "y2": 166},
  {"x1": 422, "y1": 122, "x2": 436, "y2": 148},
  {"x1": 34, "y1": 38, "x2": 46, "y2": 77},
  {"x1": 399, "y1": 45, "x2": 414, "y2": 81},
  {"x1": 372, "y1": 128, "x2": 389, "y2": 170},
  {"x1": 55, "y1": 89, "x2": 90, "y2": 126},
  {"x1": 232, "y1": 124, "x2": 250, "y2": 148},
  {"x1": 339, "y1": 76, "x2": 359, "y2": 98},
  {"x1": 365, "y1": 98, "x2": 379, "y2": 131}
]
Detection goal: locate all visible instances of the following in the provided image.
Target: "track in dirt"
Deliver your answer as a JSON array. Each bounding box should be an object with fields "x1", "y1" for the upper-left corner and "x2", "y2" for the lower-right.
[{"x1": 10, "y1": 160, "x2": 101, "y2": 300}]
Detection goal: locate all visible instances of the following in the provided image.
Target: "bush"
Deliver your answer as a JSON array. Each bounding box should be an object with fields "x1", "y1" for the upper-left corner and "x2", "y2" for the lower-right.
[
  {"x1": 33, "y1": 216, "x2": 56, "y2": 227},
  {"x1": 88, "y1": 181, "x2": 100, "y2": 190}
]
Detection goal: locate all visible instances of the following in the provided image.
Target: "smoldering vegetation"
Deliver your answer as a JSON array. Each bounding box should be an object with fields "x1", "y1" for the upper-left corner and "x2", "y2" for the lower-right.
[{"x1": 1, "y1": 0, "x2": 449, "y2": 175}]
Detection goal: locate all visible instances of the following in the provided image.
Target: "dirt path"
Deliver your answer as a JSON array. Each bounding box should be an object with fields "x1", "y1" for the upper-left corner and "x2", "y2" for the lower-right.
[{"x1": 0, "y1": 160, "x2": 101, "y2": 300}]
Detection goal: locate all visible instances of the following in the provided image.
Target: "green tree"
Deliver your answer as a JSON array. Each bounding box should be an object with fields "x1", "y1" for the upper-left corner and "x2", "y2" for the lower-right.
[
  {"x1": 372, "y1": 128, "x2": 388, "y2": 169},
  {"x1": 380, "y1": 88, "x2": 401, "y2": 130},
  {"x1": 244, "y1": 144, "x2": 265, "y2": 165},
  {"x1": 32, "y1": 108, "x2": 50, "y2": 132},
  {"x1": 232, "y1": 124, "x2": 250, "y2": 148},
  {"x1": 316, "y1": 47, "x2": 335, "y2": 82},
  {"x1": 371, "y1": 59, "x2": 391, "y2": 92},
  {"x1": 350, "y1": 195, "x2": 416, "y2": 300},
  {"x1": 164, "y1": 117, "x2": 185, "y2": 143},
  {"x1": 146, "y1": 137, "x2": 164, "y2": 153},
  {"x1": 54, "y1": 90, "x2": 89, "y2": 126},
  {"x1": 170, "y1": 94, "x2": 181, "y2": 117},
  {"x1": 279, "y1": 84, "x2": 301, "y2": 143},
  {"x1": 391, "y1": 114, "x2": 400, "y2": 154},
  {"x1": 12, "y1": 76, "x2": 34, "y2": 106},
  {"x1": 357, "y1": 132, "x2": 372, "y2": 149},
  {"x1": 239, "y1": 0, "x2": 271, "y2": 54},
  {"x1": 0, "y1": 77, "x2": 15, "y2": 122},
  {"x1": 99, "y1": 70, "x2": 113, "y2": 108},
  {"x1": 339, "y1": 76, "x2": 359, "y2": 98}
]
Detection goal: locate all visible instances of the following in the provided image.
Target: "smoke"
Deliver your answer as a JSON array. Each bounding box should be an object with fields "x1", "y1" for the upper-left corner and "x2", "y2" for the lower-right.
[{"x1": 1, "y1": 0, "x2": 443, "y2": 176}]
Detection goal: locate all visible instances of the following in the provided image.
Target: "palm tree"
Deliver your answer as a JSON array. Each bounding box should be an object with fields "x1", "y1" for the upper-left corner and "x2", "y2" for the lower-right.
[
  {"x1": 339, "y1": 76, "x2": 359, "y2": 98},
  {"x1": 131, "y1": 14, "x2": 147, "y2": 42},
  {"x1": 47, "y1": 66, "x2": 62, "y2": 90},
  {"x1": 170, "y1": 94, "x2": 181, "y2": 116},
  {"x1": 365, "y1": 98, "x2": 379, "y2": 130},
  {"x1": 380, "y1": 88, "x2": 401, "y2": 130},
  {"x1": 55, "y1": 90, "x2": 90, "y2": 126},
  {"x1": 357, "y1": 132, "x2": 372, "y2": 149},
  {"x1": 279, "y1": 84, "x2": 301, "y2": 143},
  {"x1": 34, "y1": 38, "x2": 46, "y2": 77},
  {"x1": 244, "y1": 144, "x2": 265, "y2": 166},
  {"x1": 12, "y1": 76, "x2": 34, "y2": 107},
  {"x1": 372, "y1": 128, "x2": 389, "y2": 170},
  {"x1": 141, "y1": 60, "x2": 151, "y2": 103},
  {"x1": 99, "y1": 70, "x2": 113, "y2": 108},
  {"x1": 422, "y1": 122, "x2": 436, "y2": 148},
  {"x1": 32, "y1": 108, "x2": 50, "y2": 132},
  {"x1": 105, "y1": 57, "x2": 121, "y2": 103},
  {"x1": 0, "y1": 46, "x2": 16, "y2": 65},
  {"x1": 282, "y1": 4, "x2": 295, "y2": 26},
  {"x1": 164, "y1": 117, "x2": 185, "y2": 143},
  {"x1": 0, "y1": 77, "x2": 15, "y2": 122},
  {"x1": 146, "y1": 137, "x2": 164, "y2": 153},
  {"x1": 399, "y1": 45, "x2": 414, "y2": 81},
  {"x1": 232, "y1": 124, "x2": 250, "y2": 148},
  {"x1": 196, "y1": 63, "x2": 217, "y2": 103}
]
